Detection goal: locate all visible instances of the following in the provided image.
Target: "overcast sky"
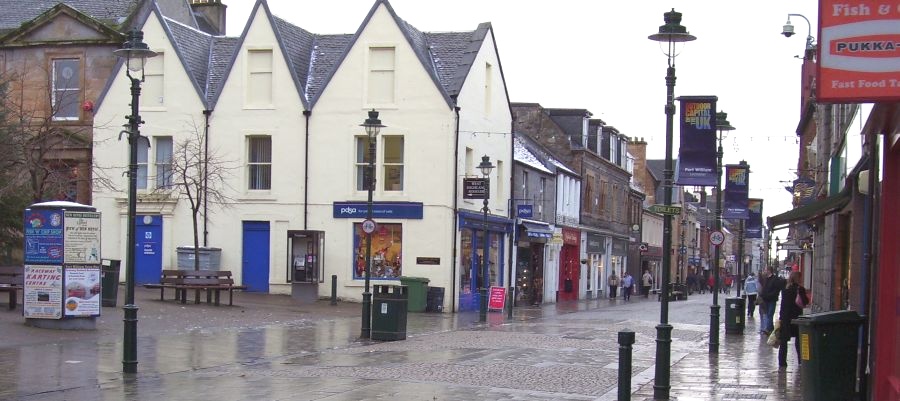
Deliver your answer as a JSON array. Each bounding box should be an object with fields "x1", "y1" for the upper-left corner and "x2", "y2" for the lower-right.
[{"x1": 224, "y1": 0, "x2": 824, "y2": 223}]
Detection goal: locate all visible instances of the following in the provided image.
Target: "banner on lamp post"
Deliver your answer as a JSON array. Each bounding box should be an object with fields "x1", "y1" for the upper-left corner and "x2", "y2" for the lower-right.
[
  {"x1": 746, "y1": 198, "x2": 763, "y2": 238},
  {"x1": 675, "y1": 96, "x2": 717, "y2": 186},
  {"x1": 723, "y1": 163, "x2": 750, "y2": 220}
]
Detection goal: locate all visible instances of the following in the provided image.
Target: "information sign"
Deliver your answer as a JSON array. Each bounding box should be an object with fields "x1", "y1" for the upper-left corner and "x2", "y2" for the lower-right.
[{"x1": 488, "y1": 286, "x2": 506, "y2": 311}]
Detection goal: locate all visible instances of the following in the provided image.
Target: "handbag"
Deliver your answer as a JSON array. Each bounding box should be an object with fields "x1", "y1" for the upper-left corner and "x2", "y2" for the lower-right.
[
  {"x1": 767, "y1": 321, "x2": 781, "y2": 347},
  {"x1": 754, "y1": 296, "x2": 763, "y2": 305},
  {"x1": 795, "y1": 291, "x2": 807, "y2": 308}
]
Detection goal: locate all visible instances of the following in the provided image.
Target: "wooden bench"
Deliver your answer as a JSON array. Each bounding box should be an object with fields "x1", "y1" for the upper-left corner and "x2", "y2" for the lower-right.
[
  {"x1": 0, "y1": 265, "x2": 24, "y2": 310},
  {"x1": 144, "y1": 270, "x2": 247, "y2": 306}
]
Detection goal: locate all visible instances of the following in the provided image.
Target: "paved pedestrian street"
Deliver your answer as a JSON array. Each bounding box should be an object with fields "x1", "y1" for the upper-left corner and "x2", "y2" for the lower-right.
[{"x1": 0, "y1": 288, "x2": 803, "y2": 400}]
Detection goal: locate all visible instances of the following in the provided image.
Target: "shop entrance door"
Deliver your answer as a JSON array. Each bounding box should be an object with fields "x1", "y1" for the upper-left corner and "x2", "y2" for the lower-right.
[{"x1": 242, "y1": 221, "x2": 270, "y2": 292}]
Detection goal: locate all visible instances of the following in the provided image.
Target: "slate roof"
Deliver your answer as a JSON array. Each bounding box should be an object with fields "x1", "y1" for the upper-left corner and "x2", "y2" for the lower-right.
[
  {"x1": 305, "y1": 33, "x2": 353, "y2": 103},
  {"x1": 165, "y1": 17, "x2": 212, "y2": 98},
  {"x1": 206, "y1": 36, "x2": 238, "y2": 103},
  {"x1": 0, "y1": 0, "x2": 140, "y2": 33}
]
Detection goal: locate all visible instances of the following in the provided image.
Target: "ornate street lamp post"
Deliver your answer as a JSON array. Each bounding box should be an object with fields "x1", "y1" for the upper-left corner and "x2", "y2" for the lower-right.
[
  {"x1": 648, "y1": 10, "x2": 695, "y2": 399},
  {"x1": 360, "y1": 109, "x2": 384, "y2": 339},
  {"x1": 711, "y1": 111, "x2": 735, "y2": 353},
  {"x1": 113, "y1": 29, "x2": 157, "y2": 374},
  {"x1": 478, "y1": 155, "x2": 494, "y2": 323}
]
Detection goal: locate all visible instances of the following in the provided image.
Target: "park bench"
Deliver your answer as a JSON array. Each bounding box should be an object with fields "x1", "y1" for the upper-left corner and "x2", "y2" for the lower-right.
[
  {"x1": 144, "y1": 270, "x2": 246, "y2": 306},
  {"x1": 0, "y1": 265, "x2": 24, "y2": 310}
]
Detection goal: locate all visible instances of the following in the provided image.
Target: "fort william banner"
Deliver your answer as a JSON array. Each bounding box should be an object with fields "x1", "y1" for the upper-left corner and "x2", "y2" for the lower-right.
[
  {"x1": 723, "y1": 164, "x2": 750, "y2": 220},
  {"x1": 746, "y1": 198, "x2": 763, "y2": 238},
  {"x1": 675, "y1": 96, "x2": 717, "y2": 186}
]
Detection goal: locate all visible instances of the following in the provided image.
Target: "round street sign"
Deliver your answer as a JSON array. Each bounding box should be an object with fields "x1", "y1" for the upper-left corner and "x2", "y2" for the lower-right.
[
  {"x1": 361, "y1": 219, "x2": 377, "y2": 234},
  {"x1": 709, "y1": 230, "x2": 725, "y2": 246}
]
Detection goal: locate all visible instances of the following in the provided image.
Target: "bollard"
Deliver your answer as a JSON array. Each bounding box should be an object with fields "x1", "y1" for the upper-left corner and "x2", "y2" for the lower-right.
[
  {"x1": 507, "y1": 286, "x2": 514, "y2": 319},
  {"x1": 330, "y1": 275, "x2": 337, "y2": 306},
  {"x1": 618, "y1": 330, "x2": 635, "y2": 401}
]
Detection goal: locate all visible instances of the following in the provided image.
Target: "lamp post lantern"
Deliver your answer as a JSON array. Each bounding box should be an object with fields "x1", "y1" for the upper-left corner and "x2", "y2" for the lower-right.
[
  {"x1": 113, "y1": 29, "x2": 157, "y2": 374},
  {"x1": 648, "y1": 9, "x2": 695, "y2": 399},
  {"x1": 478, "y1": 155, "x2": 494, "y2": 323},
  {"x1": 360, "y1": 109, "x2": 385, "y2": 339},
  {"x1": 711, "y1": 111, "x2": 735, "y2": 353}
]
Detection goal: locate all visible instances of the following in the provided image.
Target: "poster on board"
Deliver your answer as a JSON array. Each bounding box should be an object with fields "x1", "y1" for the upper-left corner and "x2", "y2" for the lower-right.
[
  {"x1": 63, "y1": 211, "x2": 101, "y2": 264},
  {"x1": 23, "y1": 265, "x2": 63, "y2": 319},
  {"x1": 23, "y1": 209, "x2": 64, "y2": 264},
  {"x1": 63, "y1": 266, "x2": 101, "y2": 317},
  {"x1": 488, "y1": 286, "x2": 506, "y2": 311}
]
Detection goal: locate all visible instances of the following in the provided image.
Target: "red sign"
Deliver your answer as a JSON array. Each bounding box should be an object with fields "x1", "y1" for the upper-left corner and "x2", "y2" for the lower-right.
[
  {"x1": 817, "y1": 0, "x2": 900, "y2": 102},
  {"x1": 562, "y1": 227, "x2": 579, "y2": 246},
  {"x1": 488, "y1": 286, "x2": 506, "y2": 311}
]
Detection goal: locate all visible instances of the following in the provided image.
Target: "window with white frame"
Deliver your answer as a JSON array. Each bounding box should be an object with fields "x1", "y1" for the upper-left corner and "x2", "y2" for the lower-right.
[
  {"x1": 155, "y1": 136, "x2": 173, "y2": 188},
  {"x1": 356, "y1": 136, "x2": 375, "y2": 191},
  {"x1": 143, "y1": 52, "x2": 164, "y2": 107},
  {"x1": 247, "y1": 136, "x2": 272, "y2": 190},
  {"x1": 137, "y1": 139, "x2": 149, "y2": 189},
  {"x1": 247, "y1": 50, "x2": 273, "y2": 106},
  {"x1": 51, "y1": 58, "x2": 80, "y2": 120},
  {"x1": 368, "y1": 47, "x2": 395, "y2": 104},
  {"x1": 382, "y1": 136, "x2": 404, "y2": 191}
]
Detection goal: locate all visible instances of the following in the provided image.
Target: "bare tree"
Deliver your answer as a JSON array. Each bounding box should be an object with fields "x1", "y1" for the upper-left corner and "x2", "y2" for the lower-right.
[{"x1": 159, "y1": 118, "x2": 235, "y2": 270}]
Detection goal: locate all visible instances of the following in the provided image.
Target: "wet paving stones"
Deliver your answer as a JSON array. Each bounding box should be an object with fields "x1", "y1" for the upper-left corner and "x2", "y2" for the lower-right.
[{"x1": 0, "y1": 288, "x2": 805, "y2": 400}]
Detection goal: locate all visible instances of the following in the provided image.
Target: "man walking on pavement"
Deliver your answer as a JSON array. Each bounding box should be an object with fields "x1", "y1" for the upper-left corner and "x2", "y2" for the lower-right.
[
  {"x1": 608, "y1": 271, "x2": 619, "y2": 299},
  {"x1": 758, "y1": 267, "x2": 784, "y2": 335},
  {"x1": 622, "y1": 272, "x2": 634, "y2": 301},
  {"x1": 641, "y1": 269, "x2": 653, "y2": 298}
]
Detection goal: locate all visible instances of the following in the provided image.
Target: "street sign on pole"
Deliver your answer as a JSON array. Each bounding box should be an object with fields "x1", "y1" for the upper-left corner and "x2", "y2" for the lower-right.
[
  {"x1": 361, "y1": 219, "x2": 376, "y2": 234},
  {"x1": 709, "y1": 230, "x2": 725, "y2": 246},
  {"x1": 648, "y1": 204, "x2": 682, "y2": 215}
]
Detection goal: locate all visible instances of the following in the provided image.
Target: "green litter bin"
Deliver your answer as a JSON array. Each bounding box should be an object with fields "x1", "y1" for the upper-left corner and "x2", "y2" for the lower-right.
[
  {"x1": 101, "y1": 259, "x2": 121, "y2": 307},
  {"x1": 398, "y1": 276, "x2": 429, "y2": 312},
  {"x1": 793, "y1": 310, "x2": 864, "y2": 401},
  {"x1": 724, "y1": 297, "x2": 745, "y2": 334},
  {"x1": 371, "y1": 285, "x2": 408, "y2": 341}
]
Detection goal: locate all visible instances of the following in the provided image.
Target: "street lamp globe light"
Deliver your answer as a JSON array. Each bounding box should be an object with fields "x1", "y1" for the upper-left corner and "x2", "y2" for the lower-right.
[
  {"x1": 477, "y1": 155, "x2": 494, "y2": 323},
  {"x1": 648, "y1": 9, "x2": 695, "y2": 400},
  {"x1": 359, "y1": 109, "x2": 384, "y2": 339},
  {"x1": 113, "y1": 28, "x2": 157, "y2": 374}
]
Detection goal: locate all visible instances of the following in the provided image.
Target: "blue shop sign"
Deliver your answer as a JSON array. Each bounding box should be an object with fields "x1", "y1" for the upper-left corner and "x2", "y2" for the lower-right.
[
  {"x1": 516, "y1": 204, "x2": 533, "y2": 218},
  {"x1": 333, "y1": 202, "x2": 423, "y2": 219},
  {"x1": 24, "y1": 209, "x2": 64, "y2": 264}
]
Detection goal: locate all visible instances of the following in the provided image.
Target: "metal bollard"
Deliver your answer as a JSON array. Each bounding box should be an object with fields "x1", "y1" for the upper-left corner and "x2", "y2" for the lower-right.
[
  {"x1": 330, "y1": 275, "x2": 337, "y2": 305},
  {"x1": 618, "y1": 330, "x2": 635, "y2": 401}
]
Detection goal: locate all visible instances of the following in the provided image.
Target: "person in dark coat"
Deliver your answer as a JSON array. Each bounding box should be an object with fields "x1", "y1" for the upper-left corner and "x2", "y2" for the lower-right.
[
  {"x1": 758, "y1": 267, "x2": 783, "y2": 335},
  {"x1": 778, "y1": 270, "x2": 809, "y2": 367}
]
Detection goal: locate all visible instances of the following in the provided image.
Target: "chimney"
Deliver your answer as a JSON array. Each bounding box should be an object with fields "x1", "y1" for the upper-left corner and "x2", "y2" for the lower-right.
[{"x1": 190, "y1": 0, "x2": 227, "y2": 36}]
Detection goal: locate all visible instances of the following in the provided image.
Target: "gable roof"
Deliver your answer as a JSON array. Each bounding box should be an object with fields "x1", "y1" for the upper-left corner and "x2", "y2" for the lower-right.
[
  {"x1": 0, "y1": 2, "x2": 126, "y2": 45},
  {"x1": 0, "y1": 0, "x2": 140, "y2": 34}
]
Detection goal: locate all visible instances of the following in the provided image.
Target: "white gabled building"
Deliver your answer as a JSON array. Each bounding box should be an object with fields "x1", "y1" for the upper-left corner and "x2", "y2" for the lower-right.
[{"x1": 92, "y1": 0, "x2": 513, "y2": 313}]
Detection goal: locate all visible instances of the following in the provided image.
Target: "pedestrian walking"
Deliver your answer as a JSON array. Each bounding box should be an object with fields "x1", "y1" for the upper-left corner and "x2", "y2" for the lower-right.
[
  {"x1": 622, "y1": 272, "x2": 634, "y2": 301},
  {"x1": 608, "y1": 272, "x2": 619, "y2": 299},
  {"x1": 724, "y1": 275, "x2": 733, "y2": 295},
  {"x1": 708, "y1": 275, "x2": 716, "y2": 294},
  {"x1": 778, "y1": 270, "x2": 809, "y2": 367},
  {"x1": 758, "y1": 267, "x2": 784, "y2": 335},
  {"x1": 641, "y1": 269, "x2": 653, "y2": 298},
  {"x1": 744, "y1": 273, "x2": 759, "y2": 318}
]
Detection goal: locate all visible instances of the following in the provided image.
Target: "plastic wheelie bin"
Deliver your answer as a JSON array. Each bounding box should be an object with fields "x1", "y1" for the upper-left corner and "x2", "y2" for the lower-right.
[
  {"x1": 371, "y1": 285, "x2": 408, "y2": 341},
  {"x1": 101, "y1": 259, "x2": 121, "y2": 307},
  {"x1": 398, "y1": 276, "x2": 429, "y2": 312},
  {"x1": 793, "y1": 310, "x2": 864, "y2": 401}
]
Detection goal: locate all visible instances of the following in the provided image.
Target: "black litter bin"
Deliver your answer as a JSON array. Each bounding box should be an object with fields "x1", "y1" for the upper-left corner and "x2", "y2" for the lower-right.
[
  {"x1": 724, "y1": 297, "x2": 745, "y2": 334},
  {"x1": 794, "y1": 310, "x2": 864, "y2": 401},
  {"x1": 371, "y1": 285, "x2": 408, "y2": 341},
  {"x1": 101, "y1": 259, "x2": 121, "y2": 307},
  {"x1": 426, "y1": 287, "x2": 445, "y2": 312}
]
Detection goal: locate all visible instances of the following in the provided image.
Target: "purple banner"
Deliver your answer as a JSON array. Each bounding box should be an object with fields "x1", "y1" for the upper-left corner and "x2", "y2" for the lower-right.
[
  {"x1": 723, "y1": 163, "x2": 750, "y2": 220},
  {"x1": 675, "y1": 96, "x2": 717, "y2": 186},
  {"x1": 746, "y1": 198, "x2": 763, "y2": 238}
]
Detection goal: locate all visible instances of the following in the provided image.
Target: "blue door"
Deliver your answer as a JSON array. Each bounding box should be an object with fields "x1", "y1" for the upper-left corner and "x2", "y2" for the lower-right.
[
  {"x1": 135, "y1": 215, "x2": 162, "y2": 285},
  {"x1": 242, "y1": 221, "x2": 270, "y2": 292}
]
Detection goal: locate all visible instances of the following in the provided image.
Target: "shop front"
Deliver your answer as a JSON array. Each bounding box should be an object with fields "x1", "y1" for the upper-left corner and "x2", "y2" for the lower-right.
[
  {"x1": 610, "y1": 238, "x2": 628, "y2": 276},
  {"x1": 457, "y1": 211, "x2": 513, "y2": 312},
  {"x1": 557, "y1": 227, "x2": 580, "y2": 302},
  {"x1": 642, "y1": 245, "x2": 662, "y2": 292},
  {"x1": 514, "y1": 219, "x2": 552, "y2": 306},
  {"x1": 584, "y1": 232, "x2": 606, "y2": 299}
]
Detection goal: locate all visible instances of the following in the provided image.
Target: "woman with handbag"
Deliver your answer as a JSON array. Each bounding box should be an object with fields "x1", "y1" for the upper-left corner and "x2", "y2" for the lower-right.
[{"x1": 778, "y1": 270, "x2": 809, "y2": 368}]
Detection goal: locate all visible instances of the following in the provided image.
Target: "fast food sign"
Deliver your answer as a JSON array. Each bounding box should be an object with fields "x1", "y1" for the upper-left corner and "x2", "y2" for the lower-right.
[{"x1": 818, "y1": 0, "x2": 900, "y2": 102}]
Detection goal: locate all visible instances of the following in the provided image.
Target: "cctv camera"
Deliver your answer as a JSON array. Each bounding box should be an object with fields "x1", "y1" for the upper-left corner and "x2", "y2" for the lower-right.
[{"x1": 782, "y1": 23, "x2": 795, "y2": 38}]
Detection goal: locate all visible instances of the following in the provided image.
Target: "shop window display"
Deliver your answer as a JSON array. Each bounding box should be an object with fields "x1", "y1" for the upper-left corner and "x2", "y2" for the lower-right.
[{"x1": 353, "y1": 223, "x2": 402, "y2": 279}]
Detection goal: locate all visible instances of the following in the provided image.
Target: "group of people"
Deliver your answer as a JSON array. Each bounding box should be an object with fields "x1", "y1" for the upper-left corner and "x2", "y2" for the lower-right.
[
  {"x1": 607, "y1": 269, "x2": 654, "y2": 301},
  {"x1": 744, "y1": 266, "x2": 809, "y2": 367}
]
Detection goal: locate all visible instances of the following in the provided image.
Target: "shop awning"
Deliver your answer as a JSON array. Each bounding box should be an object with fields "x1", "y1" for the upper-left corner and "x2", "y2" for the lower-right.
[
  {"x1": 767, "y1": 187, "x2": 851, "y2": 230},
  {"x1": 522, "y1": 221, "x2": 553, "y2": 238}
]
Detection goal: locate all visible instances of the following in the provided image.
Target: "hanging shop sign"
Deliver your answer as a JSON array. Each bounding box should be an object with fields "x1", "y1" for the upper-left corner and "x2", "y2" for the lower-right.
[{"x1": 675, "y1": 96, "x2": 718, "y2": 186}]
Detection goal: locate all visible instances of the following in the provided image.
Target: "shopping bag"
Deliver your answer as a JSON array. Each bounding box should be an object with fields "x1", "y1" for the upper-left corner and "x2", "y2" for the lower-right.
[{"x1": 767, "y1": 321, "x2": 781, "y2": 347}]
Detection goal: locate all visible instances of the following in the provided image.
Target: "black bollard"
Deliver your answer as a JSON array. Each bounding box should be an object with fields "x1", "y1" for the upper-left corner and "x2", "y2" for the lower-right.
[
  {"x1": 330, "y1": 275, "x2": 337, "y2": 306},
  {"x1": 618, "y1": 330, "x2": 635, "y2": 401}
]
